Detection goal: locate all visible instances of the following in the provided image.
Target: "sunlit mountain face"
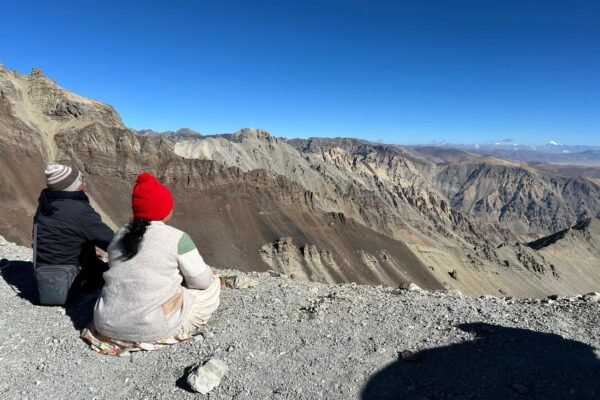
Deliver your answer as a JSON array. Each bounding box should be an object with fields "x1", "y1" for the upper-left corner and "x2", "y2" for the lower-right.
[{"x1": 1, "y1": 66, "x2": 599, "y2": 297}]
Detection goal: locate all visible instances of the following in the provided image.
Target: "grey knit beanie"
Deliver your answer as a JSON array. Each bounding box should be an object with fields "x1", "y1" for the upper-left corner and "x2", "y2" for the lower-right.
[{"x1": 44, "y1": 164, "x2": 83, "y2": 191}]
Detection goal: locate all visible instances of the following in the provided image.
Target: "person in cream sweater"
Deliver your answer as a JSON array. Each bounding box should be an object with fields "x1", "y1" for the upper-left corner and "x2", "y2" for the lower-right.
[{"x1": 84, "y1": 172, "x2": 220, "y2": 354}]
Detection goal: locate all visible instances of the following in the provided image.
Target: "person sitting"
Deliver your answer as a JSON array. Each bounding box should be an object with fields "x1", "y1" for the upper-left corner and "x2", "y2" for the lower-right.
[
  {"x1": 83, "y1": 172, "x2": 221, "y2": 355},
  {"x1": 33, "y1": 164, "x2": 114, "y2": 305}
]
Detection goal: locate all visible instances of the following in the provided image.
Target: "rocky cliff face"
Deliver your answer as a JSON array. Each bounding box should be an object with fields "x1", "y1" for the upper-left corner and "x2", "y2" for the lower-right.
[
  {"x1": 1, "y1": 66, "x2": 599, "y2": 297},
  {"x1": 0, "y1": 65, "x2": 122, "y2": 160},
  {"x1": 172, "y1": 133, "x2": 600, "y2": 296},
  {"x1": 433, "y1": 160, "x2": 600, "y2": 236}
]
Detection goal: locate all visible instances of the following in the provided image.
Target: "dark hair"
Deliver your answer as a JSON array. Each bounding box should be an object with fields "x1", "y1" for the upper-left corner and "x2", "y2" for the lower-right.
[{"x1": 119, "y1": 218, "x2": 151, "y2": 261}]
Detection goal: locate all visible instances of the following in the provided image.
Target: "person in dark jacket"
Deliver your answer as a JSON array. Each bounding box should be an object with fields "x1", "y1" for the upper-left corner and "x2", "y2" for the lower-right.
[{"x1": 33, "y1": 164, "x2": 114, "y2": 305}]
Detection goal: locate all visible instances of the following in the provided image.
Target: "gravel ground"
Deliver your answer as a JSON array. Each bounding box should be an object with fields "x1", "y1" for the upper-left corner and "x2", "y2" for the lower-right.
[{"x1": 1, "y1": 236, "x2": 599, "y2": 400}]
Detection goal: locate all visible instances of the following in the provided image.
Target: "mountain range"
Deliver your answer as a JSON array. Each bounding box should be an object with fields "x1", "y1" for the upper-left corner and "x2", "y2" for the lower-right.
[
  {"x1": 442, "y1": 143, "x2": 600, "y2": 166},
  {"x1": 1, "y1": 65, "x2": 599, "y2": 297}
]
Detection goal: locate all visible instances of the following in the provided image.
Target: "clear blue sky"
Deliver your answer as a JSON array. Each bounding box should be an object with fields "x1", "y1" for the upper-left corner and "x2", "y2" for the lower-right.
[{"x1": 1, "y1": 0, "x2": 599, "y2": 145}]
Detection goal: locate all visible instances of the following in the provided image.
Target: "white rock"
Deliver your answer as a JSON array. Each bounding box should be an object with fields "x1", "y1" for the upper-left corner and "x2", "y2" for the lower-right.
[
  {"x1": 187, "y1": 358, "x2": 229, "y2": 394},
  {"x1": 193, "y1": 334, "x2": 204, "y2": 342},
  {"x1": 399, "y1": 282, "x2": 423, "y2": 292},
  {"x1": 224, "y1": 275, "x2": 258, "y2": 289}
]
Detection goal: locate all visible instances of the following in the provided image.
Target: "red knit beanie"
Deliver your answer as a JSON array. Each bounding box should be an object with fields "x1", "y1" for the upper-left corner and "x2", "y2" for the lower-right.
[{"x1": 132, "y1": 172, "x2": 174, "y2": 221}]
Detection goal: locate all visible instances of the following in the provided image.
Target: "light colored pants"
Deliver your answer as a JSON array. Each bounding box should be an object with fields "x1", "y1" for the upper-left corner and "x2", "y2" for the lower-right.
[{"x1": 177, "y1": 277, "x2": 221, "y2": 336}]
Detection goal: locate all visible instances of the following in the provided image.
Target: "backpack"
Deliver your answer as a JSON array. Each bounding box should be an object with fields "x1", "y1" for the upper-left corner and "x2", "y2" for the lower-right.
[{"x1": 33, "y1": 224, "x2": 79, "y2": 305}]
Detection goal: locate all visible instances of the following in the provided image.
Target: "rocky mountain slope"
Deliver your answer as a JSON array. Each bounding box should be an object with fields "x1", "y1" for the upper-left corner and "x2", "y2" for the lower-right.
[
  {"x1": 176, "y1": 133, "x2": 600, "y2": 295},
  {"x1": 432, "y1": 159, "x2": 598, "y2": 235},
  {"x1": 530, "y1": 162, "x2": 600, "y2": 186},
  {"x1": 0, "y1": 65, "x2": 123, "y2": 240},
  {"x1": 1, "y1": 239, "x2": 599, "y2": 400},
  {"x1": 524, "y1": 218, "x2": 600, "y2": 291},
  {"x1": 0, "y1": 66, "x2": 599, "y2": 297}
]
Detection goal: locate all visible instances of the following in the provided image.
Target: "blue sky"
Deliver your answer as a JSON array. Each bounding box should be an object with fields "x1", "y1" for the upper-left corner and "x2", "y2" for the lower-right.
[{"x1": 1, "y1": 0, "x2": 599, "y2": 145}]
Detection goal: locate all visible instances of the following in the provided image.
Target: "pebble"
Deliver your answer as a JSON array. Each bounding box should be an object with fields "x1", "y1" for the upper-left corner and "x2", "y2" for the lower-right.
[
  {"x1": 193, "y1": 334, "x2": 205, "y2": 342},
  {"x1": 399, "y1": 350, "x2": 420, "y2": 361}
]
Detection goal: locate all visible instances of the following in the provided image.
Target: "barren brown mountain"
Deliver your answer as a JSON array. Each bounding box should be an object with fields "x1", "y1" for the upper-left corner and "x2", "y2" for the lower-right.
[{"x1": 1, "y1": 66, "x2": 599, "y2": 297}]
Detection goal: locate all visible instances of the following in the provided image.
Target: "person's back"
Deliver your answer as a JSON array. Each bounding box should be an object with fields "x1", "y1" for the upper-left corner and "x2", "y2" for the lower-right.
[
  {"x1": 86, "y1": 172, "x2": 220, "y2": 355},
  {"x1": 95, "y1": 222, "x2": 213, "y2": 341},
  {"x1": 33, "y1": 164, "x2": 114, "y2": 305}
]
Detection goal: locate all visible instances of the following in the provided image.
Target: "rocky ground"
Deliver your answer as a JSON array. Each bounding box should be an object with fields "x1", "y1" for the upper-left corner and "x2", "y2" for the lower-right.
[{"x1": 1, "y1": 236, "x2": 599, "y2": 400}]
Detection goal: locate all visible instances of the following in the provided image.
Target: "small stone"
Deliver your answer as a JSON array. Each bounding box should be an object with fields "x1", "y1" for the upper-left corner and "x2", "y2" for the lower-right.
[
  {"x1": 187, "y1": 358, "x2": 229, "y2": 394},
  {"x1": 193, "y1": 334, "x2": 205, "y2": 342},
  {"x1": 399, "y1": 350, "x2": 420, "y2": 362},
  {"x1": 399, "y1": 282, "x2": 423, "y2": 292},
  {"x1": 224, "y1": 275, "x2": 258, "y2": 289}
]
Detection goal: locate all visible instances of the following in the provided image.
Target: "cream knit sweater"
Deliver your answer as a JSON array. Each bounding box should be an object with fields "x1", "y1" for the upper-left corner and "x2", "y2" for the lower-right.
[{"x1": 93, "y1": 221, "x2": 214, "y2": 342}]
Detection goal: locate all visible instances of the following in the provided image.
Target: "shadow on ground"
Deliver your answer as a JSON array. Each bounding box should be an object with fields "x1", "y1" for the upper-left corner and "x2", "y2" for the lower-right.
[
  {"x1": 362, "y1": 322, "x2": 600, "y2": 400},
  {"x1": 0, "y1": 258, "x2": 95, "y2": 330},
  {"x1": 175, "y1": 365, "x2": 196, "y2": 393}
]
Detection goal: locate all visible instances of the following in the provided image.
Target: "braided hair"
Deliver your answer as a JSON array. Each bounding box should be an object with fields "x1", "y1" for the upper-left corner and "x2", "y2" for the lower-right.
[{"x1": 119, "y1": 218, "x2": 151, "y2": 260}]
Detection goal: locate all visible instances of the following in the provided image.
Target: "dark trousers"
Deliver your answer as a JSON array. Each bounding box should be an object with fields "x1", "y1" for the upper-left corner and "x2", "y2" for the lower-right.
[{"x1": 66, "y1": 248, "x2": 108, "y2": 303}]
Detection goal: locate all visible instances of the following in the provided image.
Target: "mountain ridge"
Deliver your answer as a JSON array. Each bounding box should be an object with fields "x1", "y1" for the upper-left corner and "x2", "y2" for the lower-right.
[{"x1": 0, "y1": 66, "x2": 599, "y2": 297}]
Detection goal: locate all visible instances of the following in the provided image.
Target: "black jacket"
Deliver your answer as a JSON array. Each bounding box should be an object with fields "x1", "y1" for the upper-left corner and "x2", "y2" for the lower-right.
[{"x1": 33, "y1": 190, "x2": 115, "y2": 266}]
